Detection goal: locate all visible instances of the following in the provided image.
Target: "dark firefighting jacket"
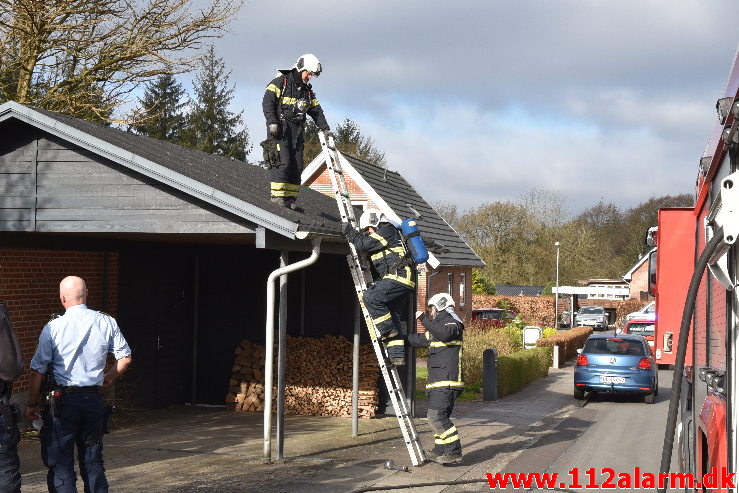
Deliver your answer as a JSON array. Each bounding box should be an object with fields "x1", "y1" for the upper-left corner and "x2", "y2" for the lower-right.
[
  {"x1": 262, "y1": 69, "x2": 329, "y2": 131},
  {"x1": 346, "y1": 222, "x2": 415, "y2": 289},
  {"x1": 407, "y1": 309, "x2": 464, "y2": 390}
]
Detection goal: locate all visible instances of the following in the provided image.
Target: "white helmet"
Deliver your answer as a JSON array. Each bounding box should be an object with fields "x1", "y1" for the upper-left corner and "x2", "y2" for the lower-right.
[
  {"x1": 359, "y1": 208, "x2": 386, "y2": 230},
  {"x1": 428, "y1": 293, "x2": 455, "y2": 311},
  {"x1": 294, "y1": 54, "x2": 322, "y2": 76}
]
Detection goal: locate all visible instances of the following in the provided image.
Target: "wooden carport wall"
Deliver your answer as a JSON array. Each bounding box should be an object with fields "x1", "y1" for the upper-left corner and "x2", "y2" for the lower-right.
[{"x1": 0, "y1": 102, "x2": 363, "y2": 463}]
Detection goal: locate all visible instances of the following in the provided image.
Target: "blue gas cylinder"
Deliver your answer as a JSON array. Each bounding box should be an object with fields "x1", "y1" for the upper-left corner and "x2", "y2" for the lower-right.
[{"x1": 400, "y1": 218, "x2": 429, "y2": 264}]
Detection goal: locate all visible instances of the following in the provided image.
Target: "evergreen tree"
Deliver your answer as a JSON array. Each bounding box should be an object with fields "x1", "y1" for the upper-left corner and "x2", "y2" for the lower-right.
[
  {"x1": 303, "y1": 118, "x2": 386, "y2": 167},
  {"x1": 182, "y1": 46, "x2": 250, "y2": 161},
  {"x1": 130, "y1": 73, "x2": 187, "y2": 143}
]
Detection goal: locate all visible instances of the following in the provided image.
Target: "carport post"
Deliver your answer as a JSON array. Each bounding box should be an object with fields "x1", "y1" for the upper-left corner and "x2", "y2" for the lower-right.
[
  {"x1": 264, "y1": 239, "x2": 321, "y2": 463},
  {"x1": 276, "y1": 251, "x2": 288, "y2": 459},
  {"x1": 352, "y1": 297, "x2": 360, "y2": 436}
]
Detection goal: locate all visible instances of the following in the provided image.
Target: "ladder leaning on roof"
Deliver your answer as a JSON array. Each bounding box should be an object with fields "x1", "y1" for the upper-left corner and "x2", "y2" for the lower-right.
[{"x1": 318, "y1": 132, "x2": 426, "y2": 467}]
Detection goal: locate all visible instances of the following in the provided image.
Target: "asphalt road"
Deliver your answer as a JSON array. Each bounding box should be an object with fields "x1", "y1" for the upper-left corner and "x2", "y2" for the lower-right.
[{"x1": 492, "y1": 368, "x2": 679, "y2": 492}]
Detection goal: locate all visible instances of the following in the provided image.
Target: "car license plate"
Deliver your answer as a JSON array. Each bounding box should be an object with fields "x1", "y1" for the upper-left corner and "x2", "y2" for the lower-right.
[{"x1": 600, "y1": 376, "x2": 625, "y2": 384}]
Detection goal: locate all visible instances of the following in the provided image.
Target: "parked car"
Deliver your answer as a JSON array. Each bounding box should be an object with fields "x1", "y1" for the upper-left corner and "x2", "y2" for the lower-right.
[
  {"x1": 574, "y1": 305, "x2": 609, "y2": 330},
  {"x1": 471, "y1": 308, "x2": 516, "y2": 323},
  {"x1": 621, "y1": 319, "x2": 655, "y2": 348},
  {"x1": 574, "y1": 333, "x2": 658, "y2": 403},
  {"x1": 625, "y1": 301, "x2": 656, "y2": 322}
]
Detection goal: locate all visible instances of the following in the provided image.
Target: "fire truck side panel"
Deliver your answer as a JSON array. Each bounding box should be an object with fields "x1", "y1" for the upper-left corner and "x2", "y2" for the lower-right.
[{"x1": 655, "y1": 208, "x2": 696, "y2": 366}]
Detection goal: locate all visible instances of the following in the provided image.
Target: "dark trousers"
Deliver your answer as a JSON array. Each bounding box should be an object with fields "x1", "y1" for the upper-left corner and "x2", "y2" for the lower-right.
[
  {"x1": 363, "y1": 279, "x2": 412, "y2": 363},
  {"x1": 41, "y1": 393, "x2": 108, "y2": 493},
  {"x1": 0, "y1": 405, "x2": 21, "y2": 493},
  {"x1": 427, "y1": 388, "x2": 462, "y2": 456},
  {"x1": 269, "y1": 122, "x2": 304, "y2": 199},
  {"x1": 363, "y1": 278, "x2": 412, "y2": 337}
]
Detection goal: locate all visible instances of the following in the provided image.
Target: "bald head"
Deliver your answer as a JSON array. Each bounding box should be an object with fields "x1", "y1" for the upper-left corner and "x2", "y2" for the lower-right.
[{"x1": 59, "y1": 276, "x2": 87, "y2": 309}]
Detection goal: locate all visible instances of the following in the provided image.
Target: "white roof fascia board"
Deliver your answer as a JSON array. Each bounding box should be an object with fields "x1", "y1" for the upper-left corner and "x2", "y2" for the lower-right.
[
  {"x1": 301, "y1": 149, "x2": 440, "y2": 267},
  {"x1": 622, "y1": 247, "x2": 656, "y2": 281},
  {"x1": 301, "y1": 151, "x2": 326, "y2": 184},
  {"x1": 0, "y1": 102, "x2": 298, "y2": 238}
]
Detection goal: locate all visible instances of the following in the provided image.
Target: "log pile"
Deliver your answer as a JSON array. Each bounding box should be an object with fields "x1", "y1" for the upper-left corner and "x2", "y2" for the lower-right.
[{"x1": 225, "y1": 336, "x2": 380, "y2": 418}]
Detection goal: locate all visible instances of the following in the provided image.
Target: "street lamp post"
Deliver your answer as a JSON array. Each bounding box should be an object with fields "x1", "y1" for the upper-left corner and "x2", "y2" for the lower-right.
[{"x1": 555, "y1": 242, "x2": 560, "y2": 329}]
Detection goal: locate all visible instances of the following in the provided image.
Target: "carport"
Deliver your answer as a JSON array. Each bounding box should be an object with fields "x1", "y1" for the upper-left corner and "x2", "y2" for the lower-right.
[{"x1": 0, "y1": 102, "x2": 385, "y2": 460}]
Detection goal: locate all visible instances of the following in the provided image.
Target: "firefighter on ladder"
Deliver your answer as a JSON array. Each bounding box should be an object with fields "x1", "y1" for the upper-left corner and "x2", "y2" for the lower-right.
[
  {"x1": 406, "y1": 293, "x2": 464, "y2": 465},
  {"x1": 262, "y1": 54, "x2": 332, "y2": 210},
  {"x1": 344, "y1": 209, "x2": 414, "y2": 366}
]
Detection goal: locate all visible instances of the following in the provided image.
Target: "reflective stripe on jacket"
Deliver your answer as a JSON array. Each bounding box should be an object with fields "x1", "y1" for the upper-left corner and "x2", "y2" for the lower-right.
[
  {"x1": 346, "y1": 222, "x2": 415, "y2": 288},
  {"x1": 263, "y1": 69, "x2": 329, "y2": 130},
  {"x1": 407, "y1": 309, "x2": 464, "y2": 389}
]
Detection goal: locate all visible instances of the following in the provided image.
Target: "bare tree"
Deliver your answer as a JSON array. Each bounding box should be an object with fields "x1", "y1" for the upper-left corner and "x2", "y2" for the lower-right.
[{"x1": 0, "y1": 0, "x2": 242, "y2": 122}]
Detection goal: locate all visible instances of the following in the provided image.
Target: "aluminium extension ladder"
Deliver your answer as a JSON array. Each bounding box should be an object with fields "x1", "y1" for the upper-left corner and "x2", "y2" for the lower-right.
[{"x1": 318, "y1": 132, "x2": 426, "y2": 466}]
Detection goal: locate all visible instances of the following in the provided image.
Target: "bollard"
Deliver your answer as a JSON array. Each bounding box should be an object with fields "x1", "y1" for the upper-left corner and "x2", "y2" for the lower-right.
[
  {"x1": 483, "y1": 348, "x2": 498, "y2": 401},
  {"x1": 552, "y1": 345, "x2": 560, "y2": 369}
]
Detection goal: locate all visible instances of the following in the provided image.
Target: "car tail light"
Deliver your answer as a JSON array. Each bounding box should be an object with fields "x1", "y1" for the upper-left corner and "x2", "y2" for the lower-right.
[
  {"x1": 638, "y1": 358, "x2": 651, "y2": 370},
  {"x1": 577, "y1": 354, "x2": 589, "y2": 366}
]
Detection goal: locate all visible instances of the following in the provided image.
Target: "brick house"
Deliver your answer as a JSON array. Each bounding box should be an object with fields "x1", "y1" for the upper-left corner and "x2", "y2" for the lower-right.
[
  {"x1": 0, "y1": 102, "x2": 364, "y2": 410},
  {"x1": 302, "y1": 152, "x2": 484, "y2": 326},
  {"x1": 623, "y1": 248, "x2": 655, "y2": 301}
]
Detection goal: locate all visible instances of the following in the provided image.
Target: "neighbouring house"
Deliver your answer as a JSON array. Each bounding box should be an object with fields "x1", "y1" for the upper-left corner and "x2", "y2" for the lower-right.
[
  {"x1": 495, "y1": 284, "x2": 544, "y2": 297},
  {"x1": 302, "y1": 152, "x2": 484, "y2": 325},
  {"x1": 622, "y1": 249, "x2": 655, "y2": 301},
  {"x1": 0, "y1": 102, "x2": 377, "y2": 414}
]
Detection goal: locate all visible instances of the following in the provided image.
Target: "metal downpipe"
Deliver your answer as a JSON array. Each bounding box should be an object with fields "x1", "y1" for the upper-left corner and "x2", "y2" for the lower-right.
[{"x1": 264, "y1": 239, "x2": 322, "y2": 463}]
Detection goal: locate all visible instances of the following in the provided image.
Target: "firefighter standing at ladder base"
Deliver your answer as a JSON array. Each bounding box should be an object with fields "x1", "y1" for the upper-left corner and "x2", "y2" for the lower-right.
[
  {"x1": 262, "y1": 54, "x2": 332, "y2": 210},
  {"x1": 406, "y1": 293, "x2": 464, "y2": 465},
  {"x1": 344, "y1": 209, "x2": 414, "y2": 366}
]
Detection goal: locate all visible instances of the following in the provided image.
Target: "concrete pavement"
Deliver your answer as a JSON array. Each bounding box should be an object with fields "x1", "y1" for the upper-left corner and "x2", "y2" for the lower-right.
[{"x1": 17, "y1": 363, "x2": 580, "y2": 492}]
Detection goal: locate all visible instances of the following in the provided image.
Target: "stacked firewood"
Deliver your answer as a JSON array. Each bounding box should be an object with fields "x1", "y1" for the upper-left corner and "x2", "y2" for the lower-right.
[{"x1": 225, "y1": 336, "x2": 380, "y2": 418}]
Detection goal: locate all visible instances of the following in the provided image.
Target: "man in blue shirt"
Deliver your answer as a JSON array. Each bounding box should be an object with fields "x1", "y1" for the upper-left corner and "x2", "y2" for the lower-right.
[{"x1": 26, "y1": 276, "x2": 132, "y2": 493}]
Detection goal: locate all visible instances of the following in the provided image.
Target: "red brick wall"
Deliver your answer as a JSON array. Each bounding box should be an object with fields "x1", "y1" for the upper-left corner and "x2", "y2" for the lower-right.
[
  {"x1": 0, "y1": 248, "x2": 118, "y2": 392},
  {"x1": 629, "y1": 261, "x2": 650, "y2": 300}
]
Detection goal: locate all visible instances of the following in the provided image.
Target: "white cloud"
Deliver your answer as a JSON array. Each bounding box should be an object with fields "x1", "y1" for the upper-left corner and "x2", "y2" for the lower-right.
[{"x1": 210, "y1": 0, "x2": 738, "y2": 215}]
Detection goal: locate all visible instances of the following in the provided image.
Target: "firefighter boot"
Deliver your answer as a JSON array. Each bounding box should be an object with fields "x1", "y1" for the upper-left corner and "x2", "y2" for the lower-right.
[
  {"x1": 386, "y1": 338, "x2": 405, "y2": 366},
  {"x1": 432, "y1": 452, "x2": 463, "y2": 466}
]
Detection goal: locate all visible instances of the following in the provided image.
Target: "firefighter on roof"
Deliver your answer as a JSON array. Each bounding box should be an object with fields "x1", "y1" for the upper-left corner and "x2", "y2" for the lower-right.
[
  {"x1": 406, "y1": 292, "x2": 464, "y2": 465},
  {"x1": 345, "y1": 209, "x2": 414, "y2": 366},
  {"x1": 262, "y1": 53, "x2": 332, "y2": 209}
]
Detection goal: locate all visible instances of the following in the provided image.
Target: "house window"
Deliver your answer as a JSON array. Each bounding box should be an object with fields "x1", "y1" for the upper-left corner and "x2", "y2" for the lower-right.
[
  {"x1": 447, "y1": 273, "x2": 454, "y2": 298},
  {"x1": 459, "y1": 273, "x2": 466, "y2": 307},
  {"x1": 351, "y1": 201, "x2": 368, "y2": 221}
]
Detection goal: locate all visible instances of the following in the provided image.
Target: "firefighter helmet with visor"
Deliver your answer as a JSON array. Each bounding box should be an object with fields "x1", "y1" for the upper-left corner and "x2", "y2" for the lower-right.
[
  {"x1": 294, "y1": 54, "x2": 322, "y2": 76},
  {"x1": 359, "y1": 208, "x2": 386, "y2": 231},
  {"x1": 427, "y1": 293, "x2": 455, "y2": 312}
]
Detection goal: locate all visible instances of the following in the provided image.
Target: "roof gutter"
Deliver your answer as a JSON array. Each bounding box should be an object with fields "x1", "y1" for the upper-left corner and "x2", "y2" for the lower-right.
[{"x1": 263, "y1": 238, "x2": 322, "y2": 462}]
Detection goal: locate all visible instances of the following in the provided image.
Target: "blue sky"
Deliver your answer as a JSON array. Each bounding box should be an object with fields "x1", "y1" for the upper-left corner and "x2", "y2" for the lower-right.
[{"x1": 196, "y1": 0, "x2": 739, "y2": 215}]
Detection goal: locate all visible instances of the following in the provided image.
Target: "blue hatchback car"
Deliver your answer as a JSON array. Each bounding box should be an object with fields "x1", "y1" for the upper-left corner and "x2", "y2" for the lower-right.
[{"x1": 574, "y1": 333, "x2": 658, "y2": 404}]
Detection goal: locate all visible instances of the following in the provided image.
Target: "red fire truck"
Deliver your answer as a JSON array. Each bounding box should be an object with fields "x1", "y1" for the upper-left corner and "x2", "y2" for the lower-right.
[{"x1": 655, "y1": 51, "x2": 739, "y2": 492}]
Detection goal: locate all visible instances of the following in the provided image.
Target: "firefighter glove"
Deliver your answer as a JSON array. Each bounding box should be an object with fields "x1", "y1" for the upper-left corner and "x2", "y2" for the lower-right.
[
  {"x1": 343, "y1": 222, "x2": 355, "y2": 237},
  {"x1": 268, "y1": 123, "x2": 279, "y2": 137}
]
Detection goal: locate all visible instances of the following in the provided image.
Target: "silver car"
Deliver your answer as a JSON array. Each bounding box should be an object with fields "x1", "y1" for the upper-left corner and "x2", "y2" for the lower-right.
[{"x1": 575, "y1": 305, "x2": 609, "y2": 330}]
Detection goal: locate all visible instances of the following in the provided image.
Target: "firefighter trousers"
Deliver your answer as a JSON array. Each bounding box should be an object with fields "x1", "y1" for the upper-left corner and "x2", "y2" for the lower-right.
[
  {"x1": 363, "y1": 278, "x2": 412, "y2": 365},
  {"x1": 427, "y1": 388, "x2": 462, "y2": 457},
  {"x1": 269, "y1": 122, "x2": 304, "y2": 200}
]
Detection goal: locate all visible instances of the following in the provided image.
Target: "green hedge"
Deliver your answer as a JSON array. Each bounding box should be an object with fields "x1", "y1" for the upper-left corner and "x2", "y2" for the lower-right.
[
  {"x1": 497, "y1": 346, "x2": 552, "y2": 397},
  {"x1": 535, "y1": 326, "x2": 592, "y2": 365}
]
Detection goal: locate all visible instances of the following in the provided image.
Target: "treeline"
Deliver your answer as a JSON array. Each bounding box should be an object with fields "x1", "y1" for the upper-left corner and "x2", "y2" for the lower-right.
[{"x1": 435, "y1": 190, "x2": 693, "y2": 293}]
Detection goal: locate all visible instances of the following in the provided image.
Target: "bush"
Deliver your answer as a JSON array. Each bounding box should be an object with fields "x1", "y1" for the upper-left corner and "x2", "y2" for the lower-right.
[
  {"x1": 462, "y1": 316, "x2": 531, "y2": 386},
  {"x1": 497, "y1": 347, "x2": 552, "y2": 397},
  {"x1": 535, "y1": 326, "x2": 592, "y2": 365}
]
